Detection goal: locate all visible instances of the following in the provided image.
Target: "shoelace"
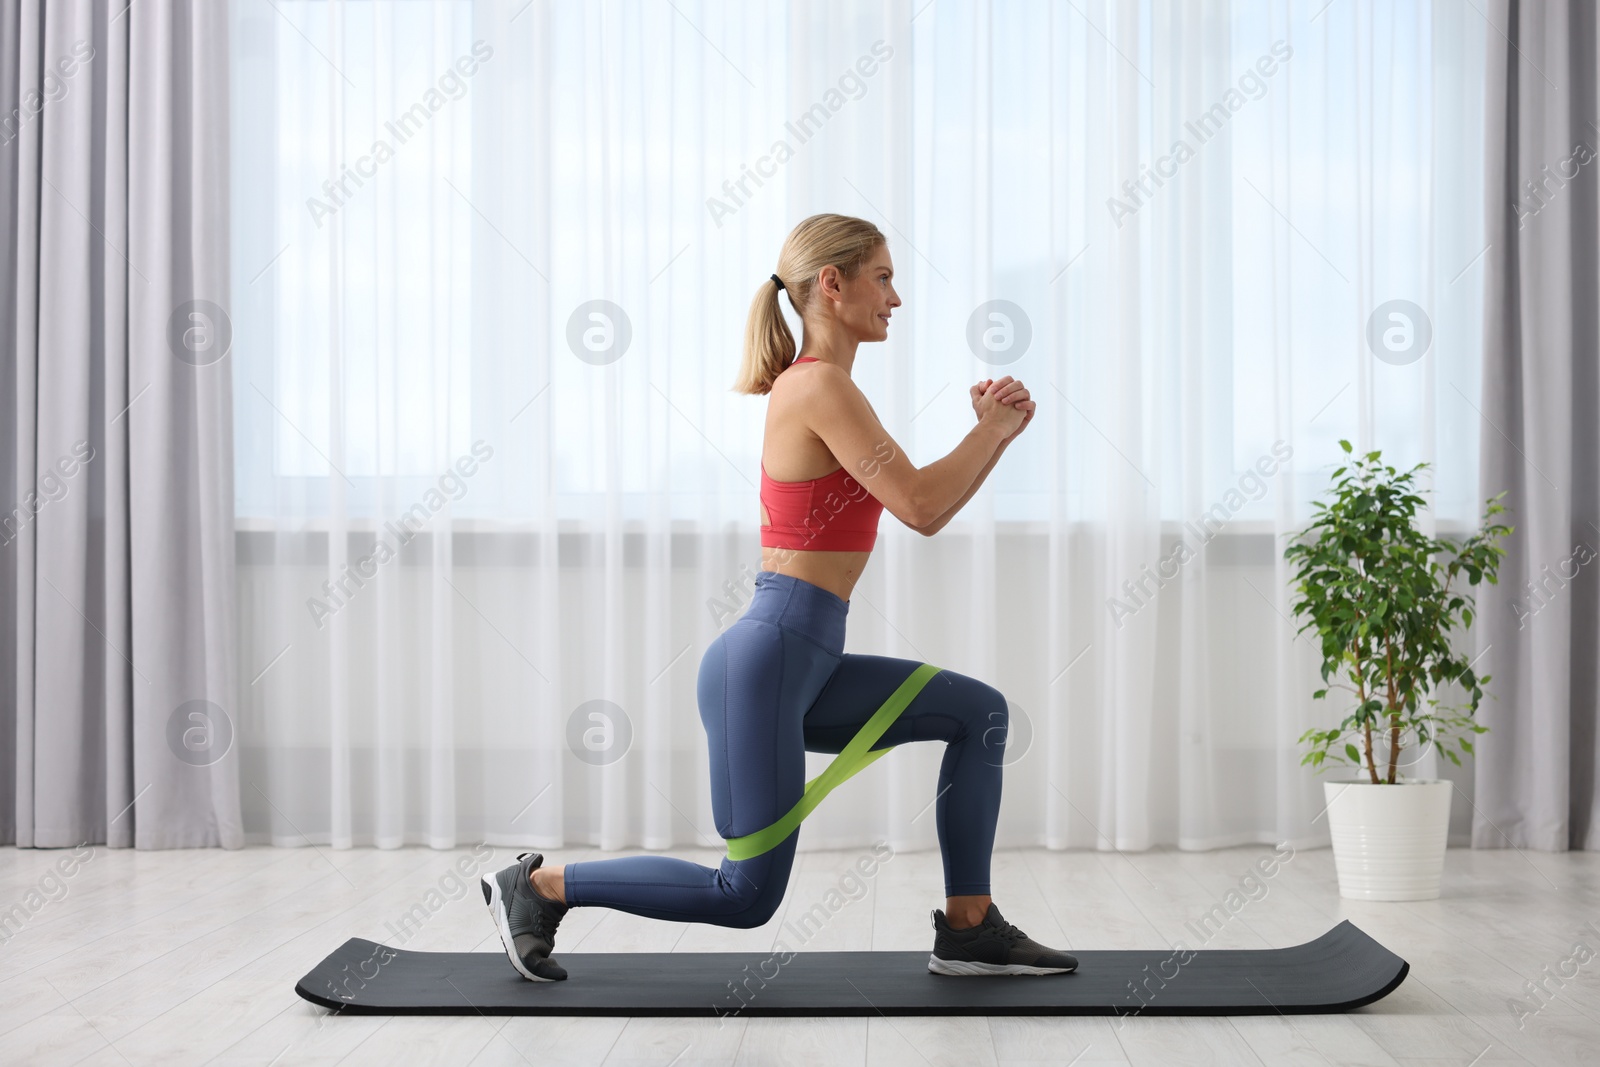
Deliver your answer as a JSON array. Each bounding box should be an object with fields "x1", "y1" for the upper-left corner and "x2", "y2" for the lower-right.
[
  {"x1": 523, "y1": 895, "x2": 565, "y2": 954},
  {"x1": 986, "y1": 916, "x2": 1028, "y2": 945}
]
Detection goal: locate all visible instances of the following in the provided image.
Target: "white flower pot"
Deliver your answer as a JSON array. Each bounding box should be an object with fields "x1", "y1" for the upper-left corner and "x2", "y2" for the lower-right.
[{"x1": 1323, "y1": 778, "x2": 1453, "y2": 901}]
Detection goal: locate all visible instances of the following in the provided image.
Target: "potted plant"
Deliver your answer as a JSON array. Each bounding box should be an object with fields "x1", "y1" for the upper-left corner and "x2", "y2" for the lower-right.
[{"x1": 1284, "y1": 441, "x2": 1511, "y2": 901}]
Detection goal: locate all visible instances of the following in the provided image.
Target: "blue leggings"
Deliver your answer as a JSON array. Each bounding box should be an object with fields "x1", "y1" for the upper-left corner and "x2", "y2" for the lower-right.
[{"x1": 560, "y1": 569, "x2": 1010, "y2": 927}]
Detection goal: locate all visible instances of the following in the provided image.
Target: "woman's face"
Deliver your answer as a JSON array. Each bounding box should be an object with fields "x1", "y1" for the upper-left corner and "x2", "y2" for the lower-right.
[{"x1": 817, "y1": 247, "x2": 901, "y2": 341}]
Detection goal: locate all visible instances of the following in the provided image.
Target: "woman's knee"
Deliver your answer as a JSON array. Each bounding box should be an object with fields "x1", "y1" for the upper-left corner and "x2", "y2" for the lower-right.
[
  {"x1": 940, "y1": 671, "x2": 1004, "y2": 720},
  {"x1": 935, "y1": 673, "x2": 1009, "y2": 755},
  {"x1": 717, "y1": 854, "x2": 789, "y2": 928},
  {"x1": 720, "y1": 890, "x2": 782, "y2": 929},
  {"x1": 974, "y1": 681, "x2": 1010, "y2": 760}
]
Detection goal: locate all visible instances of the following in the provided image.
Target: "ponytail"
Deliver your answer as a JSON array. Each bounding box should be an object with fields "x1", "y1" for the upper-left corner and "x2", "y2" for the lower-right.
[{"x1": 731, "y1": 213, "x2": 886, "y2": 395}]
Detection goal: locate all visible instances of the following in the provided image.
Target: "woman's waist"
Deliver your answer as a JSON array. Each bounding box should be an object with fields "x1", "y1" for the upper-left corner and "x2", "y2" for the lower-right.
[
  {"x1": 741, "y1": 568, "x2": 851, "y2": 649},
  {"x1": 755, "y1": 553, "x2": 864, "y2": 605}
]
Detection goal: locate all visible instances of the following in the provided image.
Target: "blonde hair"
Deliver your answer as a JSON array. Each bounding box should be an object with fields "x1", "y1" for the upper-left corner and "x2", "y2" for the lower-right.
[{"x1": 732, "y1": 213, "x2": 886, "y2": 395}]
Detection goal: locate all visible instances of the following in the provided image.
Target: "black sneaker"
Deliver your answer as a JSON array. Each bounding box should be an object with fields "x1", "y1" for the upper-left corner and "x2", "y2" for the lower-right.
[
  {"x1": 481, "y1": 851, "x2": 569, "y2": 981},
  {"x1": 928, "y1": 903, "x2": 1078, "y2": 976}
]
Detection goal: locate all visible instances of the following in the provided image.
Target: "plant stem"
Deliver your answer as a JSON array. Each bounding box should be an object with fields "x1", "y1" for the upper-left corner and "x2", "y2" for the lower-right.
[
  {"x1": 1363, "y1": 721, "x2": 1378, "y2": 783},
  {"x1": 1385, "y1": 633, "x2": 1401, "y2": 784},
  {"x1": 1354, "y1": 640, "x2": 1379, "y2": 784},
  {"x1": 1388, "y1": 713, "x2": 1403, "y2": 783}
]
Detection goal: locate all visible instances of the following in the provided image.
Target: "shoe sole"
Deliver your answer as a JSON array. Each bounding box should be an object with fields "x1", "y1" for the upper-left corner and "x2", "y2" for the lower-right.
[
  {"x1": 927, "y1": 954, "x2": 1076, "y2": 976},
  {"x1": 481, "y1": 869, "x2": 558, "y2": 983}
]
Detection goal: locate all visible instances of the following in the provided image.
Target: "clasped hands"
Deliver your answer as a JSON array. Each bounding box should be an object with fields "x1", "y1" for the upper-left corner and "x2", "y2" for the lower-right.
[{"x1": 970, "y1": 375, "x2": 1035, "y2": 445}]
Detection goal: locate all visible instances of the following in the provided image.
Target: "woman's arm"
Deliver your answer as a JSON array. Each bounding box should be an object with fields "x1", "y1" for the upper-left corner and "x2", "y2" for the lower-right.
[
  {"x1": 805, "y1": 367, "x2": 1019, "y2": 529},
  {"x1": 914, "y1": 379, "x2": 1034, "y2": 536},
  {"x1": 913, "y1": 437, "x2": 1009, "y2": 536}
]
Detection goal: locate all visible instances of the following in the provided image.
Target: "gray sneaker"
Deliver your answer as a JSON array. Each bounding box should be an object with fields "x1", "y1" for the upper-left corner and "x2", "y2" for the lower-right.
[
  {"x1": 928, "y1": 903, "x2": 1077, "y2": 976},
  {"x1": 481, "y1": 851, "x2": 569, "y2": 981}
]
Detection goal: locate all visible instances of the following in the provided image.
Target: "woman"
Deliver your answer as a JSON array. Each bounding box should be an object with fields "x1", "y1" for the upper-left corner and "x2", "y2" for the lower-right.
[{"x1": 483, "y1": 213, "x2": 1075, "y2": 980}]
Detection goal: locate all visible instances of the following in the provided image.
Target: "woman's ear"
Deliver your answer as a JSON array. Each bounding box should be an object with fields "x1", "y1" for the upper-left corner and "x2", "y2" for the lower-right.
[{"x1": 815, "y1": 264, "x2": 841, "y2": 302}]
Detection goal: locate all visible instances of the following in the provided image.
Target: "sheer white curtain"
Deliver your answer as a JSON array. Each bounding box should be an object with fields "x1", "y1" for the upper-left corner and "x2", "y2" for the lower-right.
[{"x1": 229, "y1": 0, "x2": 1487, "y2": 853}]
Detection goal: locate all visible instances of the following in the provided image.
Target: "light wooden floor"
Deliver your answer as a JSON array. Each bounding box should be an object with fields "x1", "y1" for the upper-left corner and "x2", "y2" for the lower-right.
[{"x1": 0, "y1": 842, "x2": 1596, "y2": 1065}]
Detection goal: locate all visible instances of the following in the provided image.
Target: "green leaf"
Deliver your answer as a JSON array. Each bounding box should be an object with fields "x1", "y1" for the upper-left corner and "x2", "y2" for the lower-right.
[{"x1": 1344, "y1": 743, "x2": 1361, "y2": 763}]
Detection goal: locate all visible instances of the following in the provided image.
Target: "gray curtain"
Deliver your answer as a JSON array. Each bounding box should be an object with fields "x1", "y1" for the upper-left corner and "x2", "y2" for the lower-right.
[
  {"x1": 1, "y1": 0, "x2": 239, "y2": 848},
  {"x1": 1478, "y1": 0, "x2": 1600, "y2": 850}
]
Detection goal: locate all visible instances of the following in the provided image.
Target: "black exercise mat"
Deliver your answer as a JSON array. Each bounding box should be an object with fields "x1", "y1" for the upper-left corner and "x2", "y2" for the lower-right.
[{"x1": 295, "y1": 920, "x2": 1406, "y2": 1017}]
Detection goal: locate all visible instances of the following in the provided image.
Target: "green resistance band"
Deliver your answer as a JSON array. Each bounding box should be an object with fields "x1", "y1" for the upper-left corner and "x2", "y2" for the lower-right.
[{"x1": 723, "y1": 661, "x2": 943, "y2": 862}]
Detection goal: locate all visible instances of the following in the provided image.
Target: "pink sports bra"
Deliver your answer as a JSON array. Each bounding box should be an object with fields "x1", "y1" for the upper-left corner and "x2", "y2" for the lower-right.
[{"x1": 759, "y1": 356, "x2": 886, "y2": 552}]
